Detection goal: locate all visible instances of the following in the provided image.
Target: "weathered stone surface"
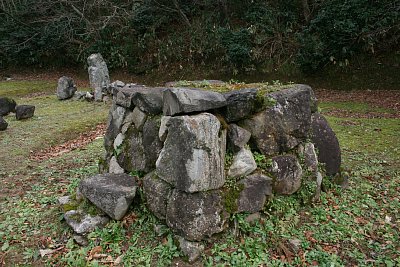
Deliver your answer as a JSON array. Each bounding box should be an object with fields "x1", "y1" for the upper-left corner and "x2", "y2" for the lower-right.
[
  {"x1": 270, "y1": 155, "x2": 303, "y2": 195},
  {"x1": 143, "y1": 172, "x2": 172, "y2": 220},
  {"x1": 79, "y1": 173, "x2": 137, "y2": 220},
  {"x1": 0, "y1": 97, "x2": 16, "y2": 115},
  {"x1": 227, "y1": 148, "x2": 257, "y2": 178},
  {"x1": 117, "y1": 116, "x2": 162, "y2": 172},
  {"x1": 156, "y1": 113, "x2": 226, "y2": 193},
  {"x1": 0, "y1": 116, "x2": 8, "y2": 131},
  {"x1": 15, "y1": 105, "x2": 35, "y2": 120},
  {"x1": 163, "y1": 87, "x2": 226, "y2": 116},
  {"x1": 56, "y1": 76, "x2": 77, "y2": 100},
  {"x1": 165, "y1": 80, "x2": 225, "y2": 87},
  {"x1": 220, "y1": 88, "x2": 265, "y2": 122},
  {"x1": 73, "y1": 235, "x2": 89, "y2": 246},
  {"x1": 113, "y1": 133, "x2": 124, "y2": 150},
  {"x1": 310, "y1": 113, "x2": 341, "y2": 175},
  {"x1": 106, "y1": 80, "x2": 125, "y2": 95},
  {"x1": 109, "y1": 156, "x2": 125, "y2": 174},
  {"x1": 158, "y1": 116, "x2": 171, "y2": 142},
  {"x1": 131, "y1": 107, "x2": 147, "y2": 131},
  {"x1": 227, "y1": 124, "x2": 251, "y2": 153},
  {"x1": 177, "y1": 236, "x2": 205, "y2": 263},
  {"x1": 87, "y1": 53, "x2": 110, "y2": 101},
  {"x1": 303, "y1": 142, "x2": 318, "y2": 172},
  {"x1": 64, "y1": 210, "x2": 110, "y2": 235},
  {"x1": 237, "y1": 174, "x2": 272, "y2": 213},
  {"x1": 58, "y1": 196, "x2": 71, "y2": 205},
  {"x1": 239, "y1": 86, "x2": 312, "y2": 155},
  {"x1": 166, "y1": 189, "x2": 227, "y2": 241}
]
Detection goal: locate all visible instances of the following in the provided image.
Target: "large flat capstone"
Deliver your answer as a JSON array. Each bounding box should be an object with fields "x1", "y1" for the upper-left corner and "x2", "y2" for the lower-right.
[
  {"x1": 156, "y1": 113, "x2": 226, "y2": 193},
  {"x1": 79, "y1": 173, "x2": 137, "y2": 220},
  {"x1": 163, "y1": 87, "x2": 226, "y2": 116}
]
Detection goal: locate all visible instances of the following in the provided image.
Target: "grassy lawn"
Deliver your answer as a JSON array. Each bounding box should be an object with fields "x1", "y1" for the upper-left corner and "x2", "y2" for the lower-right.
[{"x1": 0, "y1": 81, "x2": 399, "y2": 266}]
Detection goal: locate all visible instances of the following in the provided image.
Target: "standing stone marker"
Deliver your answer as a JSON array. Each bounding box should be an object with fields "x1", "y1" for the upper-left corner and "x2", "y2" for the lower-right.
[{"x1": 87, "y1": 53, "x2": 110, "y2": 101}]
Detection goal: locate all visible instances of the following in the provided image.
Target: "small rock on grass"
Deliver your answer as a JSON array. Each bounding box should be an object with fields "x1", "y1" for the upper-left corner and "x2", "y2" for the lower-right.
[
  {"x1": 64, "y1": 210, "x2": 110, "y2": 235},
  {"x1": 73, "y1": 234, "x2": 89, "y2": 246},
  {"x1": 0, "y1": 116, "x2": 8, "y2": 131},
  {"x1": 15, "y1": 105, "x2": 35, "y2": 120}
]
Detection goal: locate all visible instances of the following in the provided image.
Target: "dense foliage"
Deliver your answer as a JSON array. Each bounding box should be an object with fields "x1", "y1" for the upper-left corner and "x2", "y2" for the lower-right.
[{"x1": 0, "y1": 0, "x2": 399, "y2": 73}]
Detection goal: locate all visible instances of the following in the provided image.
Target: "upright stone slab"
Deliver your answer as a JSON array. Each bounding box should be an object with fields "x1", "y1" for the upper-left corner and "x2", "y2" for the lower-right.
[
  {"x1": 156, "y1": 113, "x2": 226, "y2": 193},
  {"x1": 163, "y1": 88, "x2": 226, "y2": 116},
  {"x1": 117, "y1": 116, "x2": 163, "y2": 173},
  {"x1": 87, "y1": 53, "x2": 110, "y2": 101},
  {"x1": 56, "y1": 76, "x2": 77, "y2": 100},
  {"x1": 166, "y1": 189, "x2": 227, "y2": 241},
  {"x1": 239, "y1": 86, "x2": 312, "y2": 155},
  {"x1": 310, "y1": 113, "x2": 341, "y2": 175},
  {"x1": 0, "y1": 97, "x2": 16, "y2": 116},
  {"x1": 79, "y1": 173, "x2": 137, "y2": 220}
]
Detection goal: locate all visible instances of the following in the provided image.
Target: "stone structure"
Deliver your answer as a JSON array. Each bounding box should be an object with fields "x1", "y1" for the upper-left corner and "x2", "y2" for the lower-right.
[{"x1": 62, "y1": 81, "x2": 342, "y2": 261}]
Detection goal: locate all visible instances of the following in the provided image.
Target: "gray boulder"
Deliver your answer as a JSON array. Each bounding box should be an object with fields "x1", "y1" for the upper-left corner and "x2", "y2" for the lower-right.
[
  {"x1": 15, "y1": 105, "x2": 35, "y2": 120},
  {"x1": 64, "y1": 210, "x2": 110, "y2": 235},
  {"x1": 79, "y1": 173, "x2": 138, "y2": 220},
  {"x1": 56, "y1": 76, "x2": 77, "y2": 100},
  {"x1": 166, "y1": 189, "x2": 227, "y2": 241},
  {"x1": 220, "y1": 88, "x2": 265, "y2": 122},
  {"x1": 310, "y1": 113, "x2": 341, "y2": 176},
  {"x1": 163, "y1": 87, "x2": 226, "y2": 116},
  {"x1": 143, "y1": 172, "x2": 172, "y2": 220},
  {"x1": 117, "y1": 116, "x2": 163, "y2": 173},
  {"x1": 156, "y1": 113, "x2": 226, "y2": 193},
  {"x1": 237, "y1": 174, "x2": 272, "y2": 213},
  {"x1": 227, "y1": 148, "x2": 257, "y2": 178},
  {"x1": 177, "y1": 236, "x2": 205, "y2": 263},
  {"x1": 0, "y1": 97, "x2": 16, "y2": 115},
  {"x1": 270, "y1": 155, "x2": 303, "y2": 195},
  {"x1": 0, "y1": 116, "x2": 8, "y2": 131},
  {"x1": 227, "y1": 124, "x2": 251, "y2": 153},
  {"x1": 239, "y1": 86, "x2": 312, "y2": 155},
  {"x1": 87, "y1": 53, "x2": 110, "y2": 101}
]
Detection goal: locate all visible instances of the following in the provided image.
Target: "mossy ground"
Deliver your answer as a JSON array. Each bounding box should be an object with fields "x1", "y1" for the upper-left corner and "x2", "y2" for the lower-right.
[{"x1": 0, "y1": 80, "x2": 399, "y2": 266}]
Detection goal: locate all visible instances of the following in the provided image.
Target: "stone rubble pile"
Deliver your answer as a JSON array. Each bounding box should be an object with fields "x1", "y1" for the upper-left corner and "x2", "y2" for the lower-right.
[{"x1": 60, "y1": 80, "x2": 342, "y2": 262}]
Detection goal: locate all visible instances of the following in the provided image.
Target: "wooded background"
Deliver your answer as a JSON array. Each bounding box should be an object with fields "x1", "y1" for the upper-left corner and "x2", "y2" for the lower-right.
[{"x1": 0, "y1": 0, "x2": 398, "y2": 74}]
